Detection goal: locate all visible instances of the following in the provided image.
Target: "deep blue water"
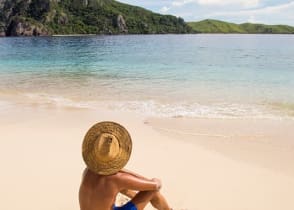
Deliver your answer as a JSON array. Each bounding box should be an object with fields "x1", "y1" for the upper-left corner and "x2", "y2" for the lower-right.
[{"x1": 0, "y1": 35, "x2": 294, "y2": 118}]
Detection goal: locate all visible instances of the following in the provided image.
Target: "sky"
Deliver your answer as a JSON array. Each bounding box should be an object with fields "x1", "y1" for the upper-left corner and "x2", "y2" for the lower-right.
[{"x1": 118, "y1": 0, "x2": 294, "y2": 26}]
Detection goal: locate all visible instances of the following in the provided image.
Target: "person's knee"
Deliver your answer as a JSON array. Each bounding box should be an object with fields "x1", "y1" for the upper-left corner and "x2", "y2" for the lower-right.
[
  {"x1": 144, "y1": 190, "x2": 157, "y2": 196},
  {"x1": 148, "y1": 190, "x2": 158, "y2": 200},
  {"x1": 151, "y1": 191, "x2": 161, "y2": 204}
]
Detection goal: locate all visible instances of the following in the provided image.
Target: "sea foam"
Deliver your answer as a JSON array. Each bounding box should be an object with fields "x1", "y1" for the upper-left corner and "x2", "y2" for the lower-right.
[{"x1": 22, "y1": 93, "x2": 287, "y2": 119}]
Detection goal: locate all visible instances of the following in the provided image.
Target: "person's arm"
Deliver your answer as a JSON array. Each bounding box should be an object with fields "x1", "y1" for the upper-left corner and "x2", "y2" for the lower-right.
[
  {"x1": 120, "y1": 189, "x2": 137, "y2": 199},
  {"x1": 115, "y1": 171, "x2": 161, "y2": 192},
  {"x1": 120, "y1": 168, "x2": 149, "y2": 180}
]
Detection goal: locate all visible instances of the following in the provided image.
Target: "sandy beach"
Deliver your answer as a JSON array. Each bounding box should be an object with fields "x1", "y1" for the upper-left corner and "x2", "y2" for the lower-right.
[{"x1": 1, "y1": 96, "x2": 294, "y2": 210}]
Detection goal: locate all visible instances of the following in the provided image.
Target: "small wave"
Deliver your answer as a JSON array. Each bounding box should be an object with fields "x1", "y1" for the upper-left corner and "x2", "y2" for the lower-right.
[
  {"x1": 24, "y1": 93, "x2": 91, "y2": 109},
  {"x1": 107, "y1": 100, "x2": 280, "y2": 119},
  {"x1": 20, "y1": 93, "x2": 291, "y2": 119}
]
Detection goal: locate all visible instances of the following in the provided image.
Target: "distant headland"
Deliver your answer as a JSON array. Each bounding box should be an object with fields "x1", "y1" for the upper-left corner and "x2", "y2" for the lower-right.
[
  {"x1": 0, "y1": 0, "x2": 293, "y2": 37},
  {"x1": 188, "y1": 19, "x2": 294, "y2": 34}
]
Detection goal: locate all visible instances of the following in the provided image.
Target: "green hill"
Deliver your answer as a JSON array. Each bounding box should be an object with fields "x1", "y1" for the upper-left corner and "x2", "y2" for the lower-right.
[
  {"x1": 239, "y1": 22, "x2": 294, "y2": 34},
  {"x1": 188, "y1": 19, "x2": 245, "y2": 33},
  {"x1": 0, "y1": 0, "x2": 191, "y2": 36},
  {"x1": 188, "y1": 19, "x2": 294, "y2": 34}
]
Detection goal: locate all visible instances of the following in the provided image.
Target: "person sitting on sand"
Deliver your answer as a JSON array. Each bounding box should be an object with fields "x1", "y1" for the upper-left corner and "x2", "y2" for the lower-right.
[{"x1": 79, "y1": 121, "x2": 171, "y2": 210}]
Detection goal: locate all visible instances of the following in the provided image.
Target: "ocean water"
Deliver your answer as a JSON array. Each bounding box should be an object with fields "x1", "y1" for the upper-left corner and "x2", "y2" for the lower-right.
[{"x1": 0, "y1": 34, "x2": 294, "y2": 118}]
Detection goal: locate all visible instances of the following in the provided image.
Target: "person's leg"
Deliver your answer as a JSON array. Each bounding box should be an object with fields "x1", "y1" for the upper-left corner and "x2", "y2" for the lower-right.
[
  {"x1": 129, "y1": 190, "x2": 155, "y2": 210},
  {"x1": 149, "y1": 191, "x2": 170, "y2": 210},
  {"x1": 130, "y1": 190, "x2": 171, "y2": 210}
]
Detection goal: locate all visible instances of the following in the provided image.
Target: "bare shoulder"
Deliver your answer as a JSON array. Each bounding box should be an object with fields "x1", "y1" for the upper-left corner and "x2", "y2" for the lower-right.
[
  {"x1": 108, "y1": 171, "x2": 125, "y2": 182},
  {"x1": 108, "y1": 171, "x2": 134, "y2": 187},
  {"x1": 111, "y1": 171, "x2": 137, "y2": 182}
]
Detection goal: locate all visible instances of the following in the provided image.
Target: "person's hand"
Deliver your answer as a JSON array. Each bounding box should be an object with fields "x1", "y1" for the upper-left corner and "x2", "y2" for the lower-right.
[{"x1": 152, "y1": 178, "x2": 162, "y2": 190}]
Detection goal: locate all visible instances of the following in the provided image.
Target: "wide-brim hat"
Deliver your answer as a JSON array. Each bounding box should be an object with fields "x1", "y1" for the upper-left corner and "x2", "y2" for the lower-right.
[{"x1": 82, "y1": 121, "x2": 132, "y2": 175}]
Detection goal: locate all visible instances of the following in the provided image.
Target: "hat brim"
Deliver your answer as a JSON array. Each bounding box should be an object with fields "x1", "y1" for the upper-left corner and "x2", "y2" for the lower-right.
[{"x1": 82, "y1": 121, "x2": 132, "y2": 175}]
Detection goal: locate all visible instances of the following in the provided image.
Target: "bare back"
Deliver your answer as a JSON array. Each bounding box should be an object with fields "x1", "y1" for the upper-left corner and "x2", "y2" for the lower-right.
[
  {"x1": 79, "y1": 168, "x2": 161, "y2": 210},
  {"x1": 79, "y1": 169, "x2": 119, "y2": 210}
]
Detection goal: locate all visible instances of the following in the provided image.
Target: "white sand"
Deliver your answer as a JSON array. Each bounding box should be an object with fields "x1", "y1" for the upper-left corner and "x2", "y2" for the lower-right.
[{"x1": 0, "y1": 102, "x2": 294, "y2": 210}]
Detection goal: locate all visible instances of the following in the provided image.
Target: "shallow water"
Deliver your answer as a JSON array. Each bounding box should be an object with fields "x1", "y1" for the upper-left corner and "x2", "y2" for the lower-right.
[{"x1": 0, "y1": 34, "x2": 294, "y2": 118}]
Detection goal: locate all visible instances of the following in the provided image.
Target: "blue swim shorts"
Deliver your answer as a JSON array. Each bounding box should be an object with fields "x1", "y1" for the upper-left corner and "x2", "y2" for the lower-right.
[{"x1": 113, "y1": 201, "x2": 137, "y2": 210}]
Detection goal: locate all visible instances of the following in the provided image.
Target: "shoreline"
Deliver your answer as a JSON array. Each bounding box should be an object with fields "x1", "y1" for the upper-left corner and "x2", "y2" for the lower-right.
[
  {"x1": 52, "y1": 34, "x2": 98, "y2": 37},
  {"x1": 1, "y1": 33, "x2": 294, "y2": 38},
  {"x1": 0, "y1": 91, "x2": 293, "y2": 120}
]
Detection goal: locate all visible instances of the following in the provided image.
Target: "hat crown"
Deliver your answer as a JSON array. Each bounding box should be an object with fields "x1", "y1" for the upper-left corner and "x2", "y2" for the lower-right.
[{"x1": 95, "y1": 133, "x2": 120, "y2": 161}]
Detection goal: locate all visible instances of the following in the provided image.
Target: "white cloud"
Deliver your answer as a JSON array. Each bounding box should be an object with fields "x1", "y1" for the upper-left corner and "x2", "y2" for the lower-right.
[
  {"x1": 160, "y1": 6, "x2": 171, "y2": 13},
  {"x1": 205, "y1": 1, "x2": 294, "y2": 24},
  {"x1": 210, "y1": 1, "x2": 294, "y2": 17},
  {"x1": 198, "y1": 0, "x2": 259, "y2": 8},
  {"x1": 171, "y1": 0, "x2": 260, "y2": 8},
  {"x1": 172, "y1": 0, "x2": 195, "y2": 7},
  {"x1": 247, "y1": 15, "x2": 257, "y2": 23}
]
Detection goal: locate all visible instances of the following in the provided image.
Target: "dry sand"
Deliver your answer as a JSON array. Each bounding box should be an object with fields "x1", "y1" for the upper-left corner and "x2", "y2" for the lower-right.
[{"x1": 0, "y1": 101, "x2": 294, "y2": 210}]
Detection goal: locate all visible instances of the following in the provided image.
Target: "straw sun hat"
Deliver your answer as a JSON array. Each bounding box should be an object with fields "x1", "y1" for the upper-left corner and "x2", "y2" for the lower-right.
[{"x1": 82, "y1": 121, "x2": 132, "y2": 175}]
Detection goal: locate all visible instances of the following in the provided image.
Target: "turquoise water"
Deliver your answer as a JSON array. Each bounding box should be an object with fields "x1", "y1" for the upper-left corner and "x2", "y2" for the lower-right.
[{"x1": 0, "y1": 35, "x2": 294, "y2": 118}]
